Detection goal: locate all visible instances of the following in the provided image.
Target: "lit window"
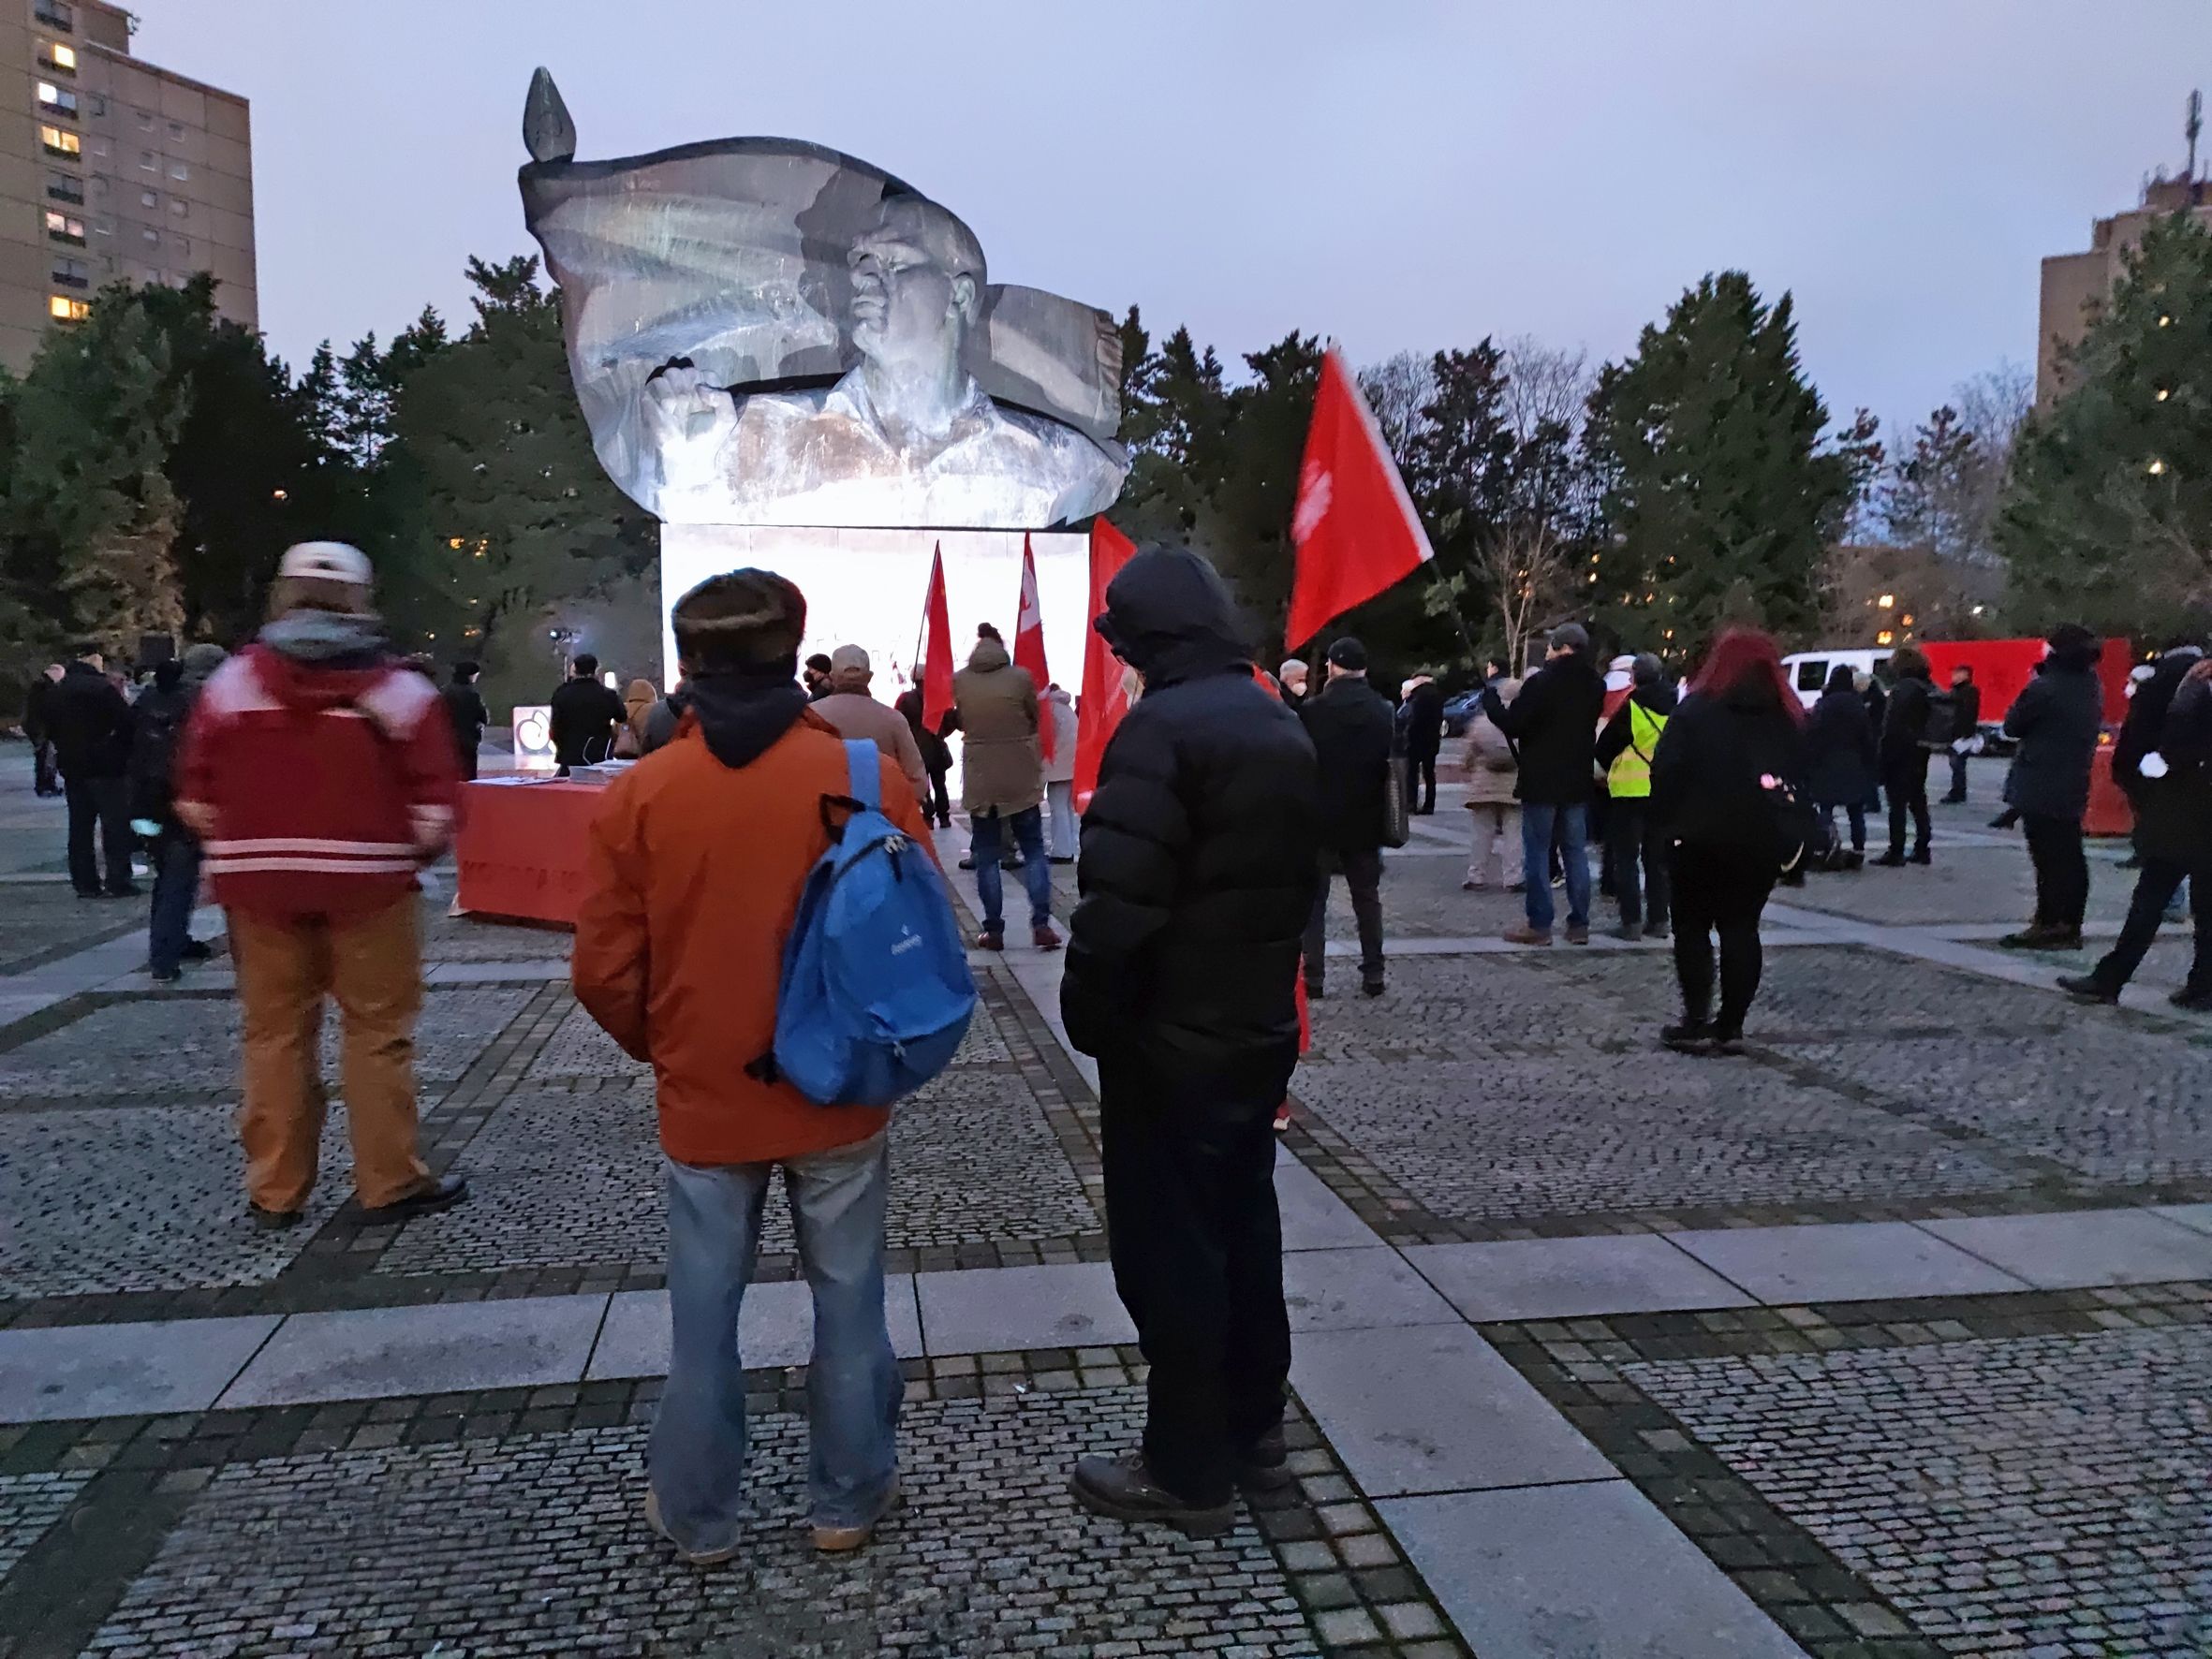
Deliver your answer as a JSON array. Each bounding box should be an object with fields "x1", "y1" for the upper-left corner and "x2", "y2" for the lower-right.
[
  {"x1": 2149, "y1": 459, "x2": 2169, "y2": 477},
  {"x1": 40, "y1": 40, "x2": 77, "y2": 72},
  {"x1": 49, "y1": 294, "x2": 88, "y2": 321},
  {"x1": 2157, "y1": 388, "x2": 2172, "y2": 403},
  {"x1": 37, "y1": 81, "x2": 77, "y2": 117},
  {"x1": 1876, "y1": 630, "x2": 1895, "y2": 647},
  {"x1": 1877, "y1": 592, "x2": 1895, "y2": 609},
  {"x1": 40, "y1": 125, "x2": 80, "y2": 156},
  {"x1": 43, "y1": 210, "x2": 84, "y2": 242}
]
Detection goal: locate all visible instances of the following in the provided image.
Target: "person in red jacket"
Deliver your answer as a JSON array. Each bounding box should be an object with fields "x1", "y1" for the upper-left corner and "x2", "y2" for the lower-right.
[{"x1": 175, "y1": 542, "x2": 466, "y2": 1229}]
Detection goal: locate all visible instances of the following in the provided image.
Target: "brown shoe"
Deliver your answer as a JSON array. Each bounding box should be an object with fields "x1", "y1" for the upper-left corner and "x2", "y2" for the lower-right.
[
  {"x1": 643, "y1": 1490, "x2": 742, "y2": 1567},
  {"x1": 812, "y1": 1475, "x2": 900, "y2": 1554},
  {"x1": 1564, "y1": 923, "x2": 1590, "y2": 946},
  {"x1": 1502, "y1": 925, "x2": 1554, "y2": 947},
  {"x1": 1032, "y1": 923, "x2": 1063, "y2": 952}
]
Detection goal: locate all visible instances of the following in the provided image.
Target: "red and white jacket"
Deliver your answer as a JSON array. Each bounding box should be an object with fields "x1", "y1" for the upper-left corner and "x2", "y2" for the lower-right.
[{"x1": 176, "y1": 644, "x2": 460, "y2": 919}]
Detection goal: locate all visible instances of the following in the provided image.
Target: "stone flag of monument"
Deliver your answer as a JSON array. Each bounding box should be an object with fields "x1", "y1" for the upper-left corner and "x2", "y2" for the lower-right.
[{"x1": 517, "y1": 69, "x2": 1128, "y2": 531}]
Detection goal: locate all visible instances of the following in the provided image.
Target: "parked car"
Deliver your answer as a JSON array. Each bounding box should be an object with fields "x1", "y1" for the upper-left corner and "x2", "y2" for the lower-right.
[{"x1": 1440, "y1": 687, "x2": 1487, "y2": 737}]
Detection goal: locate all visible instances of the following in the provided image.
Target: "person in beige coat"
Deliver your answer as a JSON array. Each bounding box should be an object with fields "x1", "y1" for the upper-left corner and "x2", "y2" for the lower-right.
[
  {"x1": 812, "y1": 644, "x2": 928, "y2": 807},
  {"x1": 951, "y1": 625, "x2": 1058, "y2": 950},
  {"x1": 1463, "y1": 676, "x2": 1524, "y2": 890}
]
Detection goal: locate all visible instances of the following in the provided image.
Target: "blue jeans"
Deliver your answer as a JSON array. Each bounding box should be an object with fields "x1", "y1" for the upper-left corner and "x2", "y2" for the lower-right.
[
  {"x1": 970, "y1": 806, "x2": 1052, "y2": 935},
  {"x1": 147, "y1": 829, "x2": 201, "y2": 975},
  {"x1": 651, "y1": 1134, "x2": 902, "y2": 1552},
  {"x1": 1519, "y1": 802, "x2": 1590, "y2": 932}
]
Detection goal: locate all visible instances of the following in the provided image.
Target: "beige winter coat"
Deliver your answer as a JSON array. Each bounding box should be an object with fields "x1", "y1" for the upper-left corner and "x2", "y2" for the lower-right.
[
  {"x1": 813, "y1": 678, "x2": 929, "y2": 807},
  {"x1": 1461, "y1": 677, "x2": 1523, "y2": 807},
  {"x1": 952, "y1": 639, "x2": 1043, "y2": 815}
]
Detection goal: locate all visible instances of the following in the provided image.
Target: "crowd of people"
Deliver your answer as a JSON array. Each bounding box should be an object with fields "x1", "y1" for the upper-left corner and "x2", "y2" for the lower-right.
[{"x1": 19, "y1": 527, "x2": 2212, "y2": 1565}]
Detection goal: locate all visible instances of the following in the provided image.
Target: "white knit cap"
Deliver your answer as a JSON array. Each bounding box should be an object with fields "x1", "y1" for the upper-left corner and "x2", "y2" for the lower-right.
[{"x1": 276, "y1": 541, "x2": 373, "y2": 585}]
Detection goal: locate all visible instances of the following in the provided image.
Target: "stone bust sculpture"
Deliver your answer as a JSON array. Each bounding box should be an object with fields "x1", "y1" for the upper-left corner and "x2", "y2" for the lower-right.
[
  {"x1": 517, "y1": 71, "x2": 1128, "y2": 530},
  {"x1": 643, "y1": 197, "x2": 1124, "y2": 528}
]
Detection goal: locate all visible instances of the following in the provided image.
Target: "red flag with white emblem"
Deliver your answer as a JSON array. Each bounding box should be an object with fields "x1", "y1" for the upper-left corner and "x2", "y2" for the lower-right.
[
  {"x1": 918, "y1": 542, "x2": 955, "y2": 734},
  {"x1": 1074, "y1": 519, "x2": 1139, "y2": 811},
  {"x1": 1285, "y1": 345, "x2": 1435, "y2": 652},
  {"x1": 1013, "y1": 533, "x2": 1054, "y2": 761}
]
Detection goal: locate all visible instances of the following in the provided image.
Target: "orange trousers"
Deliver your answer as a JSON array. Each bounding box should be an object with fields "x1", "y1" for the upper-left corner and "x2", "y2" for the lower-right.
[{"x1": 228, "y1": 894, "x2": 432, "y2": 1212}]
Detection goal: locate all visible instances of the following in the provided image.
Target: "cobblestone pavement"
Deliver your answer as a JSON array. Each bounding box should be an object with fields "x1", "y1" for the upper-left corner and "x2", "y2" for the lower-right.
[{"x1": 2, "y1": 760, "x2": 2210, "y2": 1655}]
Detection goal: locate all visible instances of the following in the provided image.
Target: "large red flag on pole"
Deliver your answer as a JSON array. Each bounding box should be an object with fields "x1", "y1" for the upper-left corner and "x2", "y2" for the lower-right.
[
  {"x1": 1012, "y1": 533, "x2": 1054, "y2": 762},
  {"x1": 1284, "y1": 345, "x2": 1436, "y2": 652},
  {"x1": 1074, "y1": 519, "x2": 1139, "y2": 811},
  {"x1": 918, "y1": 541, "x2": 955, "y2": 733}
]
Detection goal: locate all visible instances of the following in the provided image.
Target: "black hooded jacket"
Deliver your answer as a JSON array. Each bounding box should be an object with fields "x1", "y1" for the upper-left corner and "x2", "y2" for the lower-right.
[
  {"x1": 1650, "y1": 673, "x2": 1806, "y2": 850},
  {"x1": 1063, "y1": 547, "x2": 1320, "y2": 1110}
]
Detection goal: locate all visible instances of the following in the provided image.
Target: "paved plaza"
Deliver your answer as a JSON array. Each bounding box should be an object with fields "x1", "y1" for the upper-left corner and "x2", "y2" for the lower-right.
[{"x1": 3, "y1": 759, "x2": 2212, "y2": 1657}]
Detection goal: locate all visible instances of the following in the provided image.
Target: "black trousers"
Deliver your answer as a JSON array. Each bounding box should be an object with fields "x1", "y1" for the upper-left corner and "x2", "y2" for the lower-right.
[
  {"x1": 1669, "y1": 839, "x2": 1775, "y2": 1035},
  {"x1": 1608, "y1": 799, "x2": 1671, "y2": 930},
  {"x1": 924, "y1": 766, "x2": 951, "y2": 828},
  {"x1": 1303, "y1": 846, "x2": 1384, "y2": 988},
  {"x1": 1885, "y1": 754, "x2": 1931, "y2": 857},
  {"x1": 2095, "y1": 853, "x2": 2212, "y2": 993},
  {"x1": 1099, "y1": 1065, "x2": 1290, "y2": 1506},
  {"x1": 2022, "y1": 812, "x2": 2087, "y2": 931},
  {"x1": 65, "y1": 774, "x2": 134, "y2": 896},
  {"x1": 33, "y1": 741, "x2": 59, "y2": 796},
  {"x1": 1406, "y1": 755, "x2": 1437, "y2": 815}
]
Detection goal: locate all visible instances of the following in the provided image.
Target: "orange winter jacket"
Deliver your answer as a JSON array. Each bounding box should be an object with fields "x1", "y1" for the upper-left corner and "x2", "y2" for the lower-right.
[{"x1": 571, "y1": 709, "x2": 936, "y2": 1167}]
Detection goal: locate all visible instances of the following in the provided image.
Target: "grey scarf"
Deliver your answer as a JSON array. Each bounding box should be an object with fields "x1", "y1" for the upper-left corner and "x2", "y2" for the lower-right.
[{"x1": 261, "y1": 609, "x2": 387, "y2": 664}]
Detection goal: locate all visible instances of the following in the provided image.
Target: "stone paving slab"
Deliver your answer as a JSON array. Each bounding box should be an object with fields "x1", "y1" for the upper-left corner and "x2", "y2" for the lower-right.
[
  {"x1": 1628, "y1": 1325, "x2": 2212, "y2": 1655},
  {"x1": 1381, "y1": 1481, "x2": 1808, "y2": 1659},
  {"x1": 2156, "y1": 1201, "x2": 2212, "y2": 1233},
  {"x1": 0, "y1": 1314, "x2": 278, "y2": 1422},
  {"x1": 216, "y1": 1293, "x2": 610, "y2": 1407},
  {"x1": 82, "y1": 1394, "x2": 1325, "y2": 1658},
  {"x1": 1406, "y1": 1234, "x2": 1755, "y2": 1323},
  {"x1": 1916, "y1": 1207, "x2": 2212, "y2": 1289},
  {"x1": 1275, "y1": 1152, "x2": 1388, "y2": 1251},
  {"x1": 1280, "y1": 1247, "x2": 1460, "y2": 1332},
  {"x1": 1668, "y1": 1221, "x2": 2029, "y2": 1304},
  {"x1": 586, "y1": 1279, "x2": 926, "y2": 1380},
  {"x1": 916, "y1": 1262, "x2": 1136, "y2": 1354},
  {"x1": 1290, "y1": 1324, "x2": 1614, "y2": 1498},
  {"x1": 0, "y1": 1470, "x2": 90, "y2": 1584}
]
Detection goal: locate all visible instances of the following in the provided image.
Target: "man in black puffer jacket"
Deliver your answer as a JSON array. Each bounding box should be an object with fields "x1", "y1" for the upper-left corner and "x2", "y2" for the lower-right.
[
  {"x1": 1998, "y1": 624, "x2": 2105, "y2": 950},
  {"x1": 1063, "y1": 544, "x2": 1319, "y2": 1538}
]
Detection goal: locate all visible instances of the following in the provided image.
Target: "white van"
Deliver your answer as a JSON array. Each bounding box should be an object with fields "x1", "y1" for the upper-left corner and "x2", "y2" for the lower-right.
[{"x1": 1780, "y1": 648, "x2": 1891, "y2": 712}]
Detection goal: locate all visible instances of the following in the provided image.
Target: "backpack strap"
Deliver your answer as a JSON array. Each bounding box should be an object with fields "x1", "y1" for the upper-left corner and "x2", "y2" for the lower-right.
[{"x1": 844, "y1": 739, "x2": 881, "y2": 811}]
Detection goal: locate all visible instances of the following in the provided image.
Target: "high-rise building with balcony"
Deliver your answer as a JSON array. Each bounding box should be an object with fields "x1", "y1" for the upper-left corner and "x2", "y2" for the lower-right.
[{"x1": 0, "y1": 0, "x2": 255, "y2": 370}]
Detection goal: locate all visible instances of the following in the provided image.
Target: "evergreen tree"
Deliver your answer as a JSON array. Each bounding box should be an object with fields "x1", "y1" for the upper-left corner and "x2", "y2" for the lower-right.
[
  {"x1": 1585, "y1": 272, "x2": 1855, "y2": 653},
  {"x1": 1997, "y1": 213, "x2": 2212, "y2": 634}
]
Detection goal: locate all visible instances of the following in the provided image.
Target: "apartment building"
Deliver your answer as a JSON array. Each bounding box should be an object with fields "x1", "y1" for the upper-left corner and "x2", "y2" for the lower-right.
[
  {"x1": 0, "y1": 0, "x2": 255, "y2": 371},
  {"x1": 2038, "y1": 171, "x2": 2210, "y2": 410}
]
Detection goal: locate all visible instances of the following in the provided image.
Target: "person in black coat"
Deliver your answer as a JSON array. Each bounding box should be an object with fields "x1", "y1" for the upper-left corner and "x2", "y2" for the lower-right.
[
  {"x1": 46, "y1": 645, "x2": 138, "y2": 899},
  {"x1": 2064, "y1": 659, "x2": 2212, "y2": 1007},
  {"x1": 1875, "y1": 646, "x2": 1935, "y2": 865},
  {"x1": 1400, "y1": 676, "x2": 1446, "y2": 815},
  {"x1": 1298, "y1": 637, "x2": 1394, "y2": 995},
  {"x1": 548, "y1": 653, "x2": 627, "y2": 772},
  {"x1": 1061, "y1": 544, "x2": 1320, "y2": 1537},
  {"x1": 24, "y1": 664, "x2": 64, "y2": 797},
  {"x1": 1998, "y1": 624, "x2": 2104, "y2": 950},
  {"x1": 1482, "y1": 622, "x2": 1605, "y2": 943},
  {"x1": 1940, "y1": 666, "x2": 1982, "y2": 802},
  {"x1": 893, "y1": 685, "x2": 955, "y2": 829},
  {"x1": 444, "y1": 662, "x2": 490, "y2": 783},
  {"x1": 1649, "y1": 628, "x2": 1807, "y2": 1052},
  {"x1": 1804, "y1": 663, "x2": 1878, "y2": 863}
]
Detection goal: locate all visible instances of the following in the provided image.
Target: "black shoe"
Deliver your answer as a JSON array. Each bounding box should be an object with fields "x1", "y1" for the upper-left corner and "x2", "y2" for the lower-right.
[
  {"x1": 1908, "y1": 849, "x2": 1932, "y2": 866},
  {"x1": 2168, "y1": 985, "x2": 2212, "y2": 1011},
  {"x1": 1361, "y1": 978, "x2": 1385, "y2": 998},
  {"x1": 106, "y1": 885, "x2": 142, "y2": 899},
  {"x1": 149, "y1": 965, "x2": 182, "y2": 984},
  {"x1": 75, "y1": 888, "x2": 105, "y2": 900},
  {"x1": 1988, "y1": 812, "x2": 2017, "y2": 830},
  {"x1": 1644, "y1": 921, "x2": 1670, "y2": 940},
  {"x1": 1873, "y1": 851, "x2": 1907, "y2": 867},
  {"x1": 1049, "y1": 855, "x2": 1075, "y2": 865},
  {"x1": 2000, "y1": 926, "x2": 2080, "y2": 952},
  {"x1": 1304, "y1": 982, "x2": 1325, "y2": 1001},
  {"x1": 180, "y1": 939, "x2": 214, "y2": 962},
  {"x1": 1709, "y1": 1026, "x2": 1746, "y2": 1056},
  {"x1": 1238, "y1": 1425, "x2": 1294, "y2": 1493},
  {"x1": 2117, "y1": 854, "x2": 2143, "y2": 870},
  {"x1": 1940, "y1": 793, "x2": 1968, "y2": 804},
  {"x1": 957, "y1": 856, "x2": 976, "y2": 871},
  {"x1": 250, "y1": 1204, "x2": 302, "y2": 1230},
  {"x1": 359, "y1": 1173, "x2": 469, "y2": 1223},
  {"x1": 1070, "y1": 1452, "x2": 1235, "y2": 1537},
  {"x1": 2058, "y1": 973, "x2": 2118, "y2": 1005},
  {"x1": 1661, "y1": 1020, "x2": 1714, "y2": 1054}
]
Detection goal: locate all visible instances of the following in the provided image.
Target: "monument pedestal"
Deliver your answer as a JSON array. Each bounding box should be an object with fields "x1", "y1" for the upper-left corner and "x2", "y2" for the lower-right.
[{"x1": 659, "y1": 526, "x2": 1091, "y2": 690}]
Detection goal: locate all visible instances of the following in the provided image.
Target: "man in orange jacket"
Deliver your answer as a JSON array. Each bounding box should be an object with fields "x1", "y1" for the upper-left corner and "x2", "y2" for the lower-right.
[{"x1": 573, "y1": 568, "x2": 934, "y2": 1566}]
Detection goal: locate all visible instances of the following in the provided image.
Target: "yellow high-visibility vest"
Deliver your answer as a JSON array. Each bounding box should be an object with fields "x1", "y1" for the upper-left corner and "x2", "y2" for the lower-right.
[{"x1": 1606, "y1": 699, "x2": 1667, "y2": 799}]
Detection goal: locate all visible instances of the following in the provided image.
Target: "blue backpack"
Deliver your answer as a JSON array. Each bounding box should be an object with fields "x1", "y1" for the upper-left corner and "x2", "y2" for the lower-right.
[{"x1": 761, "y1": 740, "x2": 977, "y2": 1108}]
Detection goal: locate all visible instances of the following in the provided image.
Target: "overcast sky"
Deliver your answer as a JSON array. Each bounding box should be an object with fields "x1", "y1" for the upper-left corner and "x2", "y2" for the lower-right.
[{"x1": 137, "y1": 0, "x2": 2206, "y2": 436}]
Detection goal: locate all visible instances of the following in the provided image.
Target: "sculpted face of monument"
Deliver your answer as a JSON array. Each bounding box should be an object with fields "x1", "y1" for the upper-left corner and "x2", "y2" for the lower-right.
[{"x1": 519, "y1": 71, "x2": 1128, "y2": 530}]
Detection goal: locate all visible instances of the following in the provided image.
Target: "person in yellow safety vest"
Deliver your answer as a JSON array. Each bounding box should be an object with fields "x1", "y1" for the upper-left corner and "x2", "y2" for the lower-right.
[{"x1": 1594, "y1": 653, "x2": 1678, "y2": 941}]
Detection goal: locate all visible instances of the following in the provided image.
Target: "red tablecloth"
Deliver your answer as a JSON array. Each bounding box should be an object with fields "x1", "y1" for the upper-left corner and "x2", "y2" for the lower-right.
[{"x1": 453, "y1": 779, "x2": 605, "y2": 926}]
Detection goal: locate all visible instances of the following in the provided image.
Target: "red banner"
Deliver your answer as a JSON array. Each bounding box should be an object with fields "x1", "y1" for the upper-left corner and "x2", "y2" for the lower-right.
[
  {"x1": 1285, "y1": 345, "x2": 1435, "y2": 652},
  {"x1": 1013, "y1": 533, "x2": 1054, "y2": 761},
  {"x1": 1073, "y1": 519, "x2": 1139, "y2": 811},
  {"x1": 918, "y1": 542, "x2": 955, "y2": 733}
]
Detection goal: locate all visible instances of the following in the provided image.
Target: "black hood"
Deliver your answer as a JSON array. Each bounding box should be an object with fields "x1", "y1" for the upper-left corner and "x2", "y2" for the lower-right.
[
  {"x1": 1094, "y1": 546, "x2": 1251, "y2": 688},
  {"x1": 684, "y1": 664, "x2": 809, "y2": 769}
]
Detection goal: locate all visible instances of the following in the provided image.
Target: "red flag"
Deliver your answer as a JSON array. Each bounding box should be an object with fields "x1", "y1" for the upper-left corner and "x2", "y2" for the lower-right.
[
  {"x1": 918, "y1": 542, "x2": 955, "y2": 734},
  {"x1": 1285, "y1": 345, "x2": 1435, "y2": 652},
  {"x1": 1074, "y1": 519, "x2": 1139, "y2": 811},
  {"x1": 1013, "y1": 533, "x2": 1054, "y2": 762}
]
